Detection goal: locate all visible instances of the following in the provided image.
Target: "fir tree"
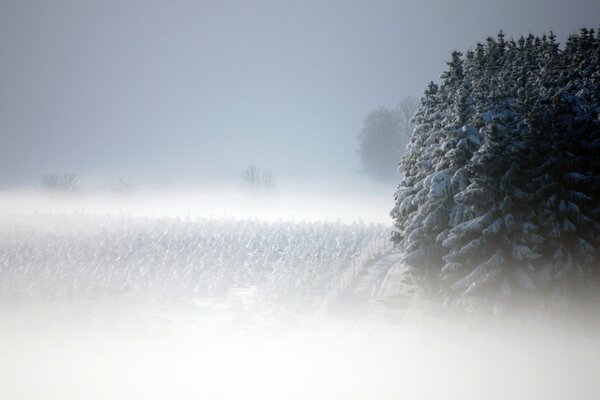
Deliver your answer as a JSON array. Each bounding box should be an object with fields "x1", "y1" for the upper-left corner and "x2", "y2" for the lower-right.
[{"x1": 391, "y1": 29, "x2": 600, "y2": 311}]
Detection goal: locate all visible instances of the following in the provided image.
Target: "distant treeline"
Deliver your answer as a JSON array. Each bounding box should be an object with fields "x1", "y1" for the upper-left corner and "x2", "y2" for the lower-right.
[{"x1": 391, "y1": 29, "x2": 600, "y2": 311}]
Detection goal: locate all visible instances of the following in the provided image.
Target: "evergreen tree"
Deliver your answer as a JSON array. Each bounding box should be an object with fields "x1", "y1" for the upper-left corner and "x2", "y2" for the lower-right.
[{"x1": 391, "y1": 29, "x2": 600, "y2": 311}]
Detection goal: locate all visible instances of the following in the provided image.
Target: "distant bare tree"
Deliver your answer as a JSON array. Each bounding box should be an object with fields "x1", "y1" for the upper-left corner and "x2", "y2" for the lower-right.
[
  {"x1": 260, "y1": 170, "x2": 274, "y2": 191},
  {"x1": 39, "y1": 173, "x2": 80, "y2": 194},
  {"x1": 396, "y1": 96, "x2": 419, "y2": 141},
  {"x1": 241, "y1": 165, "x2": 275, "y2": 194},
  {"x1": 111, "y1": 177, "x2": 136, "y2": 195}
]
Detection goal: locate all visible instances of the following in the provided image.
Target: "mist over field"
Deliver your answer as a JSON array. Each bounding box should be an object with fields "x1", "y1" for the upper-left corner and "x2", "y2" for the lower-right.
[
  {"x1": 0, "y1": 180, "x2": 394, "y2": 224},
  {"x1": 3, "y1": 181, "x2": 600, "y2": 400},
  {"x1": 2, "y1": 0, "x2": 600, "y2": 399}
]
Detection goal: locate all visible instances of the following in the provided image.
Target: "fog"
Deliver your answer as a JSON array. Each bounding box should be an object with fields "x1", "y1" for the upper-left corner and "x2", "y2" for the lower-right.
[
  {"x1": 0, "y1": 181, "x2": 394, "y2": 224},
  {"x1": 2, "y1": 293, "x2": 600, "y2": 399},
  {"x1": 2, "y1": 190, "x2": 600, "y2": 399},
  {"x1": 1, "y1": 0, "x2": 600, "y2": 187},
  {"x1": 2, "y1": 1, "x2": 600, "y2": 398}
]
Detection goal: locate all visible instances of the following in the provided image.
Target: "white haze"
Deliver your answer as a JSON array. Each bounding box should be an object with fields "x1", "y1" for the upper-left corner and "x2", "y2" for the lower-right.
[
  {"x1": 2, "y1": 303, "x2": 600, "y2": 400},
  {"x1": 0, "y1": 182, "x2": 394, "y2": 224},
  {"x1": 2, "y1": 189, "x2": 600, "y2": 399},
  {"x1": 3, "y1": 1, "x2": 600, "y2": 397}
]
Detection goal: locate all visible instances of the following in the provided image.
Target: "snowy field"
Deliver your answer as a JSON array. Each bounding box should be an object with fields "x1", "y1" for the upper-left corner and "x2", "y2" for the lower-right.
[
  {"x1": 1, "y1": 190, "x2": 600, "y2": 400},
  {"x1": 0, "y1": 213, "x2": 389, "y2": 314},
  {"x1": 3, "y1": 301, "x2": 600, "y2": 400}
]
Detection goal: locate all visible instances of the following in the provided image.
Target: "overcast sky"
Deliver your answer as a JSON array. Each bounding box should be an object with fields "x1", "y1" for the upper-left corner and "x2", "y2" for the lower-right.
[{"x1": 1, "y1": 0, "x2": 599, "y2": 187}]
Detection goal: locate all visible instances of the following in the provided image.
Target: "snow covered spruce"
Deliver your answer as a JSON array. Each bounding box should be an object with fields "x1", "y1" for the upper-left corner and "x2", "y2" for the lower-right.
[{"x1": 391, "y1": 29, "x2": 600, "y2": 311}]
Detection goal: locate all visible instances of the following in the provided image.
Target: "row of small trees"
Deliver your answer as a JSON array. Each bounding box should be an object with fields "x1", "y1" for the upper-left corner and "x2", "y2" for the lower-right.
[
  {"x1": 38, "y1": 173, "x2": 136, "y2": 195},
  {"x1": 38, "y1": 167, "x2": 275, "y2": 196},
  {"x1": 391, "y1": 29, "x2": 600, "y2": 311}
]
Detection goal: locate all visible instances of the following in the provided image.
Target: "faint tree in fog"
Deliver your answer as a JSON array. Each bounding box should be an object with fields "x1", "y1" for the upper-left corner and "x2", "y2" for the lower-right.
[
  {"x1": 111, "y1": 177, "x2": 136, "y2": 195},
  {"x1": 397, "y1": 96, "x2": 419, "y2": 140},
  {"x1": 39, "y1": 173, "x2": 80, "y2": 194},
  {"x1": 241, "y1": 165, "x2": 275, "y2": 195},
  {"x1": 357, "y1": 96, "x2": 418, "y2": 181}
]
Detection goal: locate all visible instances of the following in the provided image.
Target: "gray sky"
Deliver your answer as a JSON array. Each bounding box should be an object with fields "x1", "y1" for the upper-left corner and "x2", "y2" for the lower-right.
[{"x1": 1, "y1": 0, "x2": 599, "y2": 187}]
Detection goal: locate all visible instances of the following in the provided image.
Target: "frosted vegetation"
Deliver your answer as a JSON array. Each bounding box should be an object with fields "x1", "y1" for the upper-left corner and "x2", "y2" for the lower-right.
[
  {"x1": 392, "y1": 29, "x2": 600, "y2": 311},
  {"x1": 0, "y1": 214, "x2": 388, "y2": 313}
]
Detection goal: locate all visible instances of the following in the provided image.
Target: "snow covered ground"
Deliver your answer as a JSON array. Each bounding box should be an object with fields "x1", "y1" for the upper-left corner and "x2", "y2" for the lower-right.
[
  {"x1": 1, "y1": 192, "x2": 600, "y2": 399},
  {"x1": 0, "y1": 213, "x2": 389, "y2": 314},
  {"x1": 2, "y1": 302, "x2": 600, "y2": 400}
]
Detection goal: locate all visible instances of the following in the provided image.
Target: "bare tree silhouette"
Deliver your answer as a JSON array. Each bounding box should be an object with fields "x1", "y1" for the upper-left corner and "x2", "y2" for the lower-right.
[{"x1": 39, "y1": 173, "x2": 80, "y2": 194}]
